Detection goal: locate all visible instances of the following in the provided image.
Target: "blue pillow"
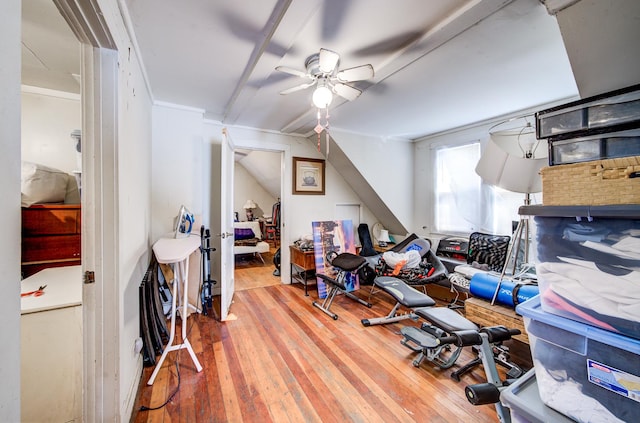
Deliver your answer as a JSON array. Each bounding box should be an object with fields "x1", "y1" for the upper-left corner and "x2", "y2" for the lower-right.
[{"x1": 234, "y1": 228, "x2": 256, "y2": 240}]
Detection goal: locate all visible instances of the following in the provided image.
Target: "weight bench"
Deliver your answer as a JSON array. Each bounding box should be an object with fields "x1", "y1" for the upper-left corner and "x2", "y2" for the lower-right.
[
  {"x1": 361, "y1": 275, "x2": 479, "y2": 369},
  {"x1": 401, "y1": 306, "x2": 479, "y2": 369},
  {"x1": 313, "y1": 252, "x2": 372, "y2": 320},
  {"x1": 361, "y1": 276, "x2": 437, "y2": 326}
]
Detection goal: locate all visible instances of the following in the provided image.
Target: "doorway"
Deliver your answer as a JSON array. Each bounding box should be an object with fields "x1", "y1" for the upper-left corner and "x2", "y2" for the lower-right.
[
  {"x1": 20, "y1": 2, "x2": 83, "y2": 421},
  {"x1": 233, "y1": 148, "x2": 283, "y2": 291}
]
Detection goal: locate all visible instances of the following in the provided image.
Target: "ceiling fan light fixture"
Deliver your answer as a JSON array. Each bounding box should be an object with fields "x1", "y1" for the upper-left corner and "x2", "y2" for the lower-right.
[{"x1": 312, "y1": 79, "x2": 333, "y2": 108}]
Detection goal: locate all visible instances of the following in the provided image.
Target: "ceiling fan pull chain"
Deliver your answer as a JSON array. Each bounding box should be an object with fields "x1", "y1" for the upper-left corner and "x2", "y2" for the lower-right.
[
  {"x1": 325, "y1": 107, "x2": 330, "y2": 157},
  {"x1": 316, "y1": 108, "x2": 322, "y2": 152}
]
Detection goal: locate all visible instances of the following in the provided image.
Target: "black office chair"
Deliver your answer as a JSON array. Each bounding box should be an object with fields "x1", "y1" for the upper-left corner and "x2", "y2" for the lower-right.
[{"x1": 357, "y1": 223, "x2": 378, "y2": 257}]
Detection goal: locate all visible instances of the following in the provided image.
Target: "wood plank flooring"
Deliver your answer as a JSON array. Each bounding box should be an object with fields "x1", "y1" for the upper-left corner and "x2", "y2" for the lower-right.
[{"x1": 131, "y1": 263, "x2": 505, "y2": 422}]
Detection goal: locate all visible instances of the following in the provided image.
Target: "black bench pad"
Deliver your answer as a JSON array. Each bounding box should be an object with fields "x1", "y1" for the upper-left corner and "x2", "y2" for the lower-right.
[
  {"x1": 374, "y1": 276, "x2": 436, "y2": 308},
  {"x1": 414, "y1": 306, "x2": 478, "y2": 333}
]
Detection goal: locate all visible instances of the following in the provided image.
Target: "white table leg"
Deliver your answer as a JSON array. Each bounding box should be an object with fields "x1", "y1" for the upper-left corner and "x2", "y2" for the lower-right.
[
  {"x1": 178, "y1": 259, "x2": 202, "y2": 372},
  {"x1": 147, "y1": 257, "x2": 202, "y2": 386},
  {"x1": 147, "y1": 270, "x2": 179, "y2": 385}
]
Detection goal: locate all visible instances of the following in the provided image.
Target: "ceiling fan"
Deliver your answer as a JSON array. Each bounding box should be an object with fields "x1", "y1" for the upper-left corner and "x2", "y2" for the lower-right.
[{"x1": 276, "y1": 48, "x2": 374, "y2": 105}]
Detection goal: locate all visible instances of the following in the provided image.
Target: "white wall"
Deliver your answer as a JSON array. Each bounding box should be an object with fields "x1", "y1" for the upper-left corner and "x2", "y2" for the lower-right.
[
  {"x1": 199, "y1": 123, "x2": 378, "y2": 284},
  {"x1": 151, "y1": 104, "x2": 206, "y2": 242},
  {"x1": 0, "y1": 0, "x2": 22, "y2": 420},
  {"x1": 329, "y1": 129, "x2": 414, "y2": 234},
  {"x1": 21, "y1": 88, "x2": 81, "y2": 173},
  {"x1": 117, "y1": 40, "x2": 153, "y2": 418},
  {"x1": 234, "y1": 163, "x2": 277, "y2": 221},
  {"x1": 412, "y1": 100, "x2": 575, "y2": 242},
  {"x1": 555, "y1": 0, "x2": 640, "y2": 98}
]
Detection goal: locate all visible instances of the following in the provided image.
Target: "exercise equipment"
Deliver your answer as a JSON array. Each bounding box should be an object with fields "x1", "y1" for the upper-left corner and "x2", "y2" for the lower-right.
[
  {"x1": 199, "y1": 225, "x2": 217, "y2": 318},
  {"x1": 313, "y1": 252, "x2": 372, "y2": 320},
  {"x1": 400, "y1": 306, "x2": 479, "y2": 369},
  {"x1": 462, "y1": 326, "x2": 524, "y2": 423},
  {"x1": 272, "y1": 247, "x2": 281, "y2": 276},
  {"x1": 361, "y1": 274, "x2": 478, "y2": 369},
  {"x1": 469, "y1": 272, "x2": 538, "y2": 307}
]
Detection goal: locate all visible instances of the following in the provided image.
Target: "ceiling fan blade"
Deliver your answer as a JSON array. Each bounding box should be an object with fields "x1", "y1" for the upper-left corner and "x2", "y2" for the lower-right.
[
  {"x1": 280, "y1": 81, "x2": 316, "y2": 95},
  {"x1": 333, "y1": 83, "x2": 361, "y2": 101},
  {"x1": 336, "y1": 64, "x2": 374, "y2": 82},
  {"x1": 275, "y1": 66, "x2": 309, "y2": 79},
  {"x1": 318, "y1": 48, "x2": 340, "y2": 74}
]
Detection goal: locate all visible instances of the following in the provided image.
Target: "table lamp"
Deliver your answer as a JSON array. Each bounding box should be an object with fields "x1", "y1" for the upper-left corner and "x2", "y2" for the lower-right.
[
  {"x1": 378, "y1": 229, "x2": 391, "y2": 247},
  {"x1": 243, "y1": 200, "x2": 257, "y2": 221}
]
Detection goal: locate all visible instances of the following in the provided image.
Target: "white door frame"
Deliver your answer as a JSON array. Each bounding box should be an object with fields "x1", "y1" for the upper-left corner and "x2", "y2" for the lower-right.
[
  {"x1": 55, "y1": 1, "x2": 119, "y2": 420},
  {"x1": 226, "y1": 136, "x2": 292, "y2": 284}
]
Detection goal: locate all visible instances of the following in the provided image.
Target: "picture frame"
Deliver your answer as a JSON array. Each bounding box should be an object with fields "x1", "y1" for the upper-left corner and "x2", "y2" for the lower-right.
[{"x1": 293, "y1": 157, "x2": 325, "y2": 195}]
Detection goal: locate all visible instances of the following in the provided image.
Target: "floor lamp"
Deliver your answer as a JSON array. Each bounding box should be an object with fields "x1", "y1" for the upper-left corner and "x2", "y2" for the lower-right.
[{"x1": 475, "y1": 117, "x2": 548, "y2": 305}]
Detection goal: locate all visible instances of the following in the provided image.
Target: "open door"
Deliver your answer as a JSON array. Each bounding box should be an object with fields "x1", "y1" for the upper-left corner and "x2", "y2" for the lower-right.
[{"x1": 220, "y1": 128, "x2": 235, "y2": 320}]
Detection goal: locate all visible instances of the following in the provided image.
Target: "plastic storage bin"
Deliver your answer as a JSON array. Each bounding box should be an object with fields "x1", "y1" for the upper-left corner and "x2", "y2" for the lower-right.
[
  {"x1": 517, "y1": 297, "x2": 640, "y2": 423},
  {"x1": 500, "y1": 368, "x2": 574, "y2": 423},
  {"x1": 536, "y1": 84, "x2": 640, "y2": 141},
  {"x1": 548, "y1": 129, "x2": 640, "y2": 166},
  {"x1": 520, "y1": 205, "x2": 640, "y2": 340}
]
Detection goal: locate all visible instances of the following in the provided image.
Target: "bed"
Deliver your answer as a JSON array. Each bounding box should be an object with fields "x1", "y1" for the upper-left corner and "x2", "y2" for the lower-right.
[
  {"x1": 234, "y1": 221, "x2": 270, "y2": 264},
  {"x1": 21, "y1": 162, "x2": 81, "y2": 278}
]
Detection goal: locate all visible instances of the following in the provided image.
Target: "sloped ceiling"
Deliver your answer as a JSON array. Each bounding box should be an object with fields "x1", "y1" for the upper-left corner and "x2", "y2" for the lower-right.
[
  {"x1": 122, "y1": 0, "x2": 577, "y2": 139},
  {"x1": 23, "y1": 0, "x2": 580, "y2": 141},
  {"x1": 236, "y1": 149, "x2": 282, "y2": 198},
  {"x1": 22, "y1": 0, "x2": 80, "y2": 94},
  {"x1": 24, "y1": 0, "x2": 594, "y2": 235}
]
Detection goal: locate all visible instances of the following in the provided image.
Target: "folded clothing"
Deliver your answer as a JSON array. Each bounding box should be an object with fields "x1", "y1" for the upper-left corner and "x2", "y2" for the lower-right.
[{"x1": 234, "y1": 238, "x2": 259, "y2": 246}]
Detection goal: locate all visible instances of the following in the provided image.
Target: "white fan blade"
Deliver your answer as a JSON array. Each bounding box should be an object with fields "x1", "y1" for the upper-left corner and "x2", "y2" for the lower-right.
[
  {"x1": 333, "y1": 83, "x2": 361, "y2": 101},
  {"x1": 336, "y1": 64, "x2": 374, "y2": 82},
  {"x1": 280, "y1": 81, "x2": 316, "y2": 95},
  {"x1": 275, "y1": 66, "x2": 309, "y2": 78},
  {"x1": 319, "y1": 48, "x2": 340, "y2": 74}
]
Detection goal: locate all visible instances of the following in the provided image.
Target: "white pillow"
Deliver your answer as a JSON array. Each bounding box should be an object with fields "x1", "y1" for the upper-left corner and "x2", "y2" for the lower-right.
[{"x1": 21, "y1": 161, "x2": 70, "y2": 207}]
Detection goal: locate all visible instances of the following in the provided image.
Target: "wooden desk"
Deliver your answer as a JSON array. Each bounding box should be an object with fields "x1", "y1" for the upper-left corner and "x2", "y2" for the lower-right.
[
  {"x1": 289, "y1": 245, "x2": 315, "y2": 296},
  {"x1": 373, "y1": 243, "x2": 395, "y2": 253},
  {"x1": 464, "y1": 297, "x2": 529, "y2": 344}
]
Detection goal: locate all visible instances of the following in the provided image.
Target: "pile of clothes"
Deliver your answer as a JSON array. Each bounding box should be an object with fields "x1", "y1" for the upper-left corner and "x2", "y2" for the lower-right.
[{"x1": 536, "y1": 216, "x2": 640, "y2": 339}]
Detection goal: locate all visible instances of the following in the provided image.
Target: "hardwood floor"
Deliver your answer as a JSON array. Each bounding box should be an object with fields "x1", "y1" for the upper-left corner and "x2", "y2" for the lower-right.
[
  {"x1": 131, "y1": 266, "x2": 506, "y2": 422},
  {"x1": 234, "y1": 247, "x2": 280, "y2": 291}
]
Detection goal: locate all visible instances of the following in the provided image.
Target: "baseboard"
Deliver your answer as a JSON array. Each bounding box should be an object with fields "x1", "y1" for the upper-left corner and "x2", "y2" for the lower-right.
[{"x1": 123, "y1": 355, "x2": 144, "y2": 421}]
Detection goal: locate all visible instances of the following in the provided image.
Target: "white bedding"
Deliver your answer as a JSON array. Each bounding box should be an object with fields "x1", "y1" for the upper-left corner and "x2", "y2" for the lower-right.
[
  {"x1": 234, "y1": 221, "x2": 270, "y2": 256},
  {"x1": 21, "y1": 161, "x2": 80, "y2": 207}
]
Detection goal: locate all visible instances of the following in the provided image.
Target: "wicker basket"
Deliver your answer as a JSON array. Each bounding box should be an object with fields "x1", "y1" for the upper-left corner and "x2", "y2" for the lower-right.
[{"x1": 541, "y1": 156, "x2": 640, "y2": 206}]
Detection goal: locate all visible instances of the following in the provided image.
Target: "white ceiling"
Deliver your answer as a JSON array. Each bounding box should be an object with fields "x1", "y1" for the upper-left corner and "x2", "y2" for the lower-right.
[
  {"x1": 24, "y1": 0, "x2": 579, "y2": 140},
  {"x1": 22, "y1": 0, "x2": 81, "y2": 94}
]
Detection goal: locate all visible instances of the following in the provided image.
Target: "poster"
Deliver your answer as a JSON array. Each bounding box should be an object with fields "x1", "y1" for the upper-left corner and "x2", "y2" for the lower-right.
[{"x1": 311, "y1": 220, "x2": 358, "y2": 299}]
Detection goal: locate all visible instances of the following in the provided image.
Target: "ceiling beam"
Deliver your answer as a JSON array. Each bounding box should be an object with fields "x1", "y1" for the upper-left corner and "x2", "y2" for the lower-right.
[{"x1": 222, "y1": 0, "x2": 293, "y2": 122}]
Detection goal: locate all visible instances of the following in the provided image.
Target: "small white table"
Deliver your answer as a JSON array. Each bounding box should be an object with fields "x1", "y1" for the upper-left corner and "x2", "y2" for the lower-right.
[{"x1": 147, "y1": 234, "x2": 203, "y2": 385}]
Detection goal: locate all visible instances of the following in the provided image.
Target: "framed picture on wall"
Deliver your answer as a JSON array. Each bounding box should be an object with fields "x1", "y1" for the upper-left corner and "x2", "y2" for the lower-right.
[{"x1": 293, "y1": 157, "x2": 325, "y2": 195}]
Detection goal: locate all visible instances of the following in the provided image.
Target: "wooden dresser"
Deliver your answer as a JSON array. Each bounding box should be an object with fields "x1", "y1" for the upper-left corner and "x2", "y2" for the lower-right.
[{"x1": 21, "y1": 204, "x2": 81, "y2": 278}]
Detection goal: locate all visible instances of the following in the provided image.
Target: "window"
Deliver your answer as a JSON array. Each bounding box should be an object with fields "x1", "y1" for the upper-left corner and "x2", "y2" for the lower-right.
[
  {"x1": 434, "y1": 143, "x2": 482, "y2": 234},
  {"x1": 434, "y1": 141, "x2": 537, "y2": 236}
]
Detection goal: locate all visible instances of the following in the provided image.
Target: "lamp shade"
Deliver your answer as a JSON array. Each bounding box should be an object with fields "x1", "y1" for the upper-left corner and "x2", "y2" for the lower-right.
[
  {"x1": 475, "y1": 129, "x2": 548, "y2": 194},
  {"x1": 378, "y1": 229, "x2": 391, "y2": 243},
  {"x1": 243, "y1": 200, "x2": 257, "y2": 209}
]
